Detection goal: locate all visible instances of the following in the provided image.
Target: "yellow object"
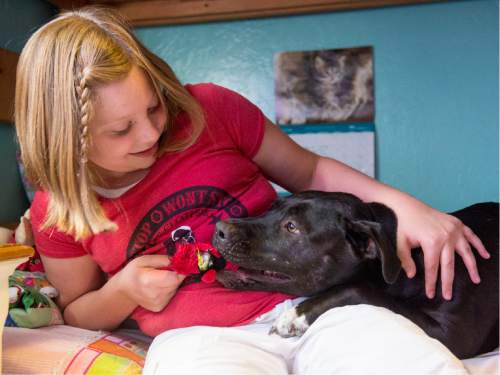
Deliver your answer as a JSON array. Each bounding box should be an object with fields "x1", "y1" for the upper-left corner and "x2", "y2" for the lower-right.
[{"x1": 0, "y1": 244, "x2": 34, "y2": 261}]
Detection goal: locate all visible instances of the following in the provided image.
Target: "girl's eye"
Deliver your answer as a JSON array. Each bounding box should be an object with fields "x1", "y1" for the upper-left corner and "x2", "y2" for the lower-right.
[
  {"x1": 112, "y1": 122, "x2": 132, "y2": 136},
  {"x1": 285, "y1": 221, "x2": 299, "y2": 234},
  {"x1": 147, "y1": 103, "x2": 160, "y2": 114}
]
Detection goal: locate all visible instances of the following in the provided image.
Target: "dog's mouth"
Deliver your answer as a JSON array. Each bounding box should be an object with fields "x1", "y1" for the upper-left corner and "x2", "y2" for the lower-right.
[
  {"x1": 233, "y1": 267, "x2": 291, "y2": 281},
  {"x1": 216, "y1": 265, "x2": 293, "y2": 290},
  {"x1": 213, "y1": 235, "x2": 293, "y2": 288}
]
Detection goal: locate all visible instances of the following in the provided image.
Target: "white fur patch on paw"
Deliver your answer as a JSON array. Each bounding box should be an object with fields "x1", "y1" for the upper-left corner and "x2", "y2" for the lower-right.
[{"x1": 269, "y1": 307, "x2": 309, "y2": 338}]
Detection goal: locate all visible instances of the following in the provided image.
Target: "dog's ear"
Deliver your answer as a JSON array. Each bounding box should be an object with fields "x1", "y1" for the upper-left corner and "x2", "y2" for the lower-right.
[{"x1": 345, "y1": 219, "x2": 401, "y2": 284}]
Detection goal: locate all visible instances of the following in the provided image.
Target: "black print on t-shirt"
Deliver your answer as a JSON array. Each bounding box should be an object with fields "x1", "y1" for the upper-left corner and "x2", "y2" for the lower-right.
[{"x1": 126, "y1": 185, "x2": 247, "y2": 259}]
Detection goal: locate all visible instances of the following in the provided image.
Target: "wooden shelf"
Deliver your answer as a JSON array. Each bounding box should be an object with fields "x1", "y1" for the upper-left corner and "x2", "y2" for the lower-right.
[
  {"x1": 47, "y1": 0, "x2": 445, "y2": 26},
  {"x1": 0, "y1": 244, "x2": 34, "y2": 261},
  {"x1": 0, "y1": 48, "x2": 19, "y2": 124}
]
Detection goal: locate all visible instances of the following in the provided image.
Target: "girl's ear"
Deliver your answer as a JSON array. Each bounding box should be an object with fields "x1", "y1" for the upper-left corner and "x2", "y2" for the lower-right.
[{"x1": 345, "y1": 219, "x2": 401, "y2": 284}]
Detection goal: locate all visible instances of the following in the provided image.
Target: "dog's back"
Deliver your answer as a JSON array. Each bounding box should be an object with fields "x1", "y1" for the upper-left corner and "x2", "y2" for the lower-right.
[
  {"x1": 452, "y1": 203, "x2": 499, "y2": 355},
  {"x1": 389, "y1": 202, "x2": 499, "y2": 357}
]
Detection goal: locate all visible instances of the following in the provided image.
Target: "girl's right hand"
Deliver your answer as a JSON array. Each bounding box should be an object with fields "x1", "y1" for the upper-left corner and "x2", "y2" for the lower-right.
[{"x1": 116, "y1": 255, "x2": 185, "y2": 312}]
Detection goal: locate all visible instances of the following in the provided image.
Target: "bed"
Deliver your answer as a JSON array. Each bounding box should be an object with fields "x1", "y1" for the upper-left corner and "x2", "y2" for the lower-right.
[
  {"x1": 1, "y1": 211, "x2": 498, "y2": 374},
  {"x1": 1, "y1": 281, "x2": 498, "y2": 374}
]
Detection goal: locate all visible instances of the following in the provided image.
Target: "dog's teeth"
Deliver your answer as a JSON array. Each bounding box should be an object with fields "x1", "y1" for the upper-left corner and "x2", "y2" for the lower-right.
[{"x1": 261, "y1": 270, "x2": 288, "y2": 280}]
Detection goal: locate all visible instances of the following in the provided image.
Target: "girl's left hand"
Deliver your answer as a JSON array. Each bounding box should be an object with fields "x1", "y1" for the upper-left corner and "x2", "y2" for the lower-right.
[{"x1": 394, "y1": 198, "x2": 490, "y2": 300}]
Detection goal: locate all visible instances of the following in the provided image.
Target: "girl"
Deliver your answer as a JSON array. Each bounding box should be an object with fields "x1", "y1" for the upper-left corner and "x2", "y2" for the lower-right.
[{"x1": 15, "y1": 6, "x2": 488, "y2": 373}]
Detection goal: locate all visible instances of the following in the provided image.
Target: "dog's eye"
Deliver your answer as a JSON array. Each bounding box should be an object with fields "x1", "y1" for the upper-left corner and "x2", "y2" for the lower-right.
[{"x1": 285, "y1": 221, "x2": 299, "y2": 234}]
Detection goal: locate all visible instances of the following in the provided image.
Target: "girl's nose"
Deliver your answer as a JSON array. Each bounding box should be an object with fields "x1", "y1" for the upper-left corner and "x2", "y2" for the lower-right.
[{"x1": 139, "y1": 116, "x2": 162, "y2": 143}]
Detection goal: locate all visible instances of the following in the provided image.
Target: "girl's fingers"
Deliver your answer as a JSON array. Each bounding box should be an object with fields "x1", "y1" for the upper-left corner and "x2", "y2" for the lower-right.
[
  {"x1": 422, "y1": 244, "x2": 440, "y2": 299},
  {"x1": 455, "y1": 237, "x2": 480, "y2": 284},
  {"x1": 397, "y1": 236, "x2": 416, "y2": 278},
  {"x1": 439, "y1": 244, "x2": 455, "y2": 300},
  {"x1": 134, "y1": 254, "x2": 171, "y2": 268},
  {"x1": 148, "y1": 268, "x2": 186, "y2": 286},
  {"x1": 463, "y1": 225, "x2": 490, "y2": 259}
]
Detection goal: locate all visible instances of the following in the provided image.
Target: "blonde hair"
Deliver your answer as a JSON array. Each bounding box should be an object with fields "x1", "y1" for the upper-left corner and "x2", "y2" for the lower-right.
[{"x1": 15, "y1": 6, "x2": 205, "y2": 240}]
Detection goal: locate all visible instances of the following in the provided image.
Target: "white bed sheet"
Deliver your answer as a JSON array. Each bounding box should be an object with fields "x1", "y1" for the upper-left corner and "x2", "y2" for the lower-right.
[
  {"x1": 463, "y1": 348, "x2": 499, "y2": 374},
  {"x1": 3, "y1": 325, "x2": 498, "y2": 374}
]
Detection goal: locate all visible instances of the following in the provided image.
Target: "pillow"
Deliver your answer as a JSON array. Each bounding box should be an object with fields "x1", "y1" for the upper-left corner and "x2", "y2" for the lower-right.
[
  {"x1": 3, "y1": 325, "x2": 152, "y2": 374},
  {"x1": 462, "y1": 347, "x2": 499, "y2": 374},
  {"x1": 292, "y1": 304, "x2": 467, "y2": 374}
]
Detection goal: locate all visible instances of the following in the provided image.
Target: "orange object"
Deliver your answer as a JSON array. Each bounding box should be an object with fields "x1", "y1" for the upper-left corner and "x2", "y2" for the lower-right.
[
  {"x1": 87, "y1": 338, "x2": 145, "y2": 366},
  {"x1": 0, "y1": 244, "x2": 35, "y2": 261}
]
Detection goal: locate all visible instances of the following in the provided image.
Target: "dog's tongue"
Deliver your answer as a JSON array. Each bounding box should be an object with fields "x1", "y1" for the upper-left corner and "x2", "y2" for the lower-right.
[
  {"x1": 224, "y1": 261, "x2": 239, "y2": 272},
  {"x1": 201, "y1": 261, "x2": 238, "y2": 283}
]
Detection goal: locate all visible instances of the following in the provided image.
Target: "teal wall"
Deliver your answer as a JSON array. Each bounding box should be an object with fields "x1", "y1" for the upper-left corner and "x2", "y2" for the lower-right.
[
  {"x1": 0, "y1": 0, "x2": 56, "y2": 223},
  {"x1": 136, "y1": 0, "x2": 499, "y2": 212},
  {"x1": 0, "y1": 0, "x2": 55, "y2": 52},
  {"x1": 0, "y1": 0, "x2": 498, "y2": 223}
]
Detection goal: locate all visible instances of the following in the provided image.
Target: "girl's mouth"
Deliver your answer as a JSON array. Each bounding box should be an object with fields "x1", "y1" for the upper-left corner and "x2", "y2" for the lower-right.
[{"x1": 131, "y1": 142, "x2": 158, "y2": 157}]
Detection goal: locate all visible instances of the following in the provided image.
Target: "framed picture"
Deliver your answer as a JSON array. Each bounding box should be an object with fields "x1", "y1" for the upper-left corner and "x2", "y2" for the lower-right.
[{"x1": 275, "y1": 46, "x2": 374, "y2": 125}]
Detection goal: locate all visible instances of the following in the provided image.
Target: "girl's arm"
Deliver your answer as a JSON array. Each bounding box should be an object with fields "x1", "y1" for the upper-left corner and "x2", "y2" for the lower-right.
[
  {"x1": 253, "y1": 118, "x2": 489, "y2": 300},
  {"x1": 41, "y1": 253, "x2": 184, "y2": 331}
]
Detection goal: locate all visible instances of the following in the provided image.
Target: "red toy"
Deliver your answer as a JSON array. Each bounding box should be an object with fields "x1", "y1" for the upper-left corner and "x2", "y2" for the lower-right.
[{"x1": 166, "y1": 226, "x2": 236, "y2": 283}]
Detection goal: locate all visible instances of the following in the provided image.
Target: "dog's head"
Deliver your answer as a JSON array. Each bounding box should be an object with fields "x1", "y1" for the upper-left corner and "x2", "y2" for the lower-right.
[{"x1": 213, "y1": 191, "x2": 401, "y2": 295}]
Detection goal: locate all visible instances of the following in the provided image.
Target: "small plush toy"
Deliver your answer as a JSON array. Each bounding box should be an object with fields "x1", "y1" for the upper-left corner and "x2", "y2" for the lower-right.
[
  {"x1": 0, "y1": 209, "x2": 35, "y2": 247},
  {"x1": 6, "y1": 270, "x2": 63, "y2": 328},
  {"x1": 166, "y1": 226, "x2": 236, "y2": 283},
  {"x1": 13, "y1": 209, "x2": 44, "y2": 273},
  {"x1": 1, "y1": 210, "x2": 63, "y2": 328}
]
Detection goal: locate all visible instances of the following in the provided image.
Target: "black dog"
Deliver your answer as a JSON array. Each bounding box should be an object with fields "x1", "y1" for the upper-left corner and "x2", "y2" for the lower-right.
[{"x1": 212, "y1": 191, "x2": 498, "y2": 359}]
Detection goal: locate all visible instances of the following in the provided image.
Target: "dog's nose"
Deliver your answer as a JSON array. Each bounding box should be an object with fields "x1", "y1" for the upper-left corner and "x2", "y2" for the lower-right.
[{"x1": 215, "y1": 221, "x2": 233, "y2": 242}]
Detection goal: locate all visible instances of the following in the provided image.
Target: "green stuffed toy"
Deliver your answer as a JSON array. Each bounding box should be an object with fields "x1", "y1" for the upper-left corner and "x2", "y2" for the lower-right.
[
  {"x1": 2, "y1": 209, "x2": 64, "y2": 328},
  {"x1": 6, "y1": 270, "x2": 63, "y2": 328}
]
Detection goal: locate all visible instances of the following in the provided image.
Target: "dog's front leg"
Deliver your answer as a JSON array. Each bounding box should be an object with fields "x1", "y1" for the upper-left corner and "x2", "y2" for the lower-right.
[
  {"x1": 270, "y1": 285, "x2": 360, "y2": 338},
  {"x1": 270, "y1": 284, "x2": 466, "y2": 357},
  {"x1": 270, "y1": 283, "x2": 401, "y2": 338}
]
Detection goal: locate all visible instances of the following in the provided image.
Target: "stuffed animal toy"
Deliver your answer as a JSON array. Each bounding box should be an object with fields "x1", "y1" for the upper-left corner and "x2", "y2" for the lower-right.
[
  {"x1": 5, "y1": 209, "x2": 44, "y2": 273},
  {"x1": 6, "y1": 270, "x2": 63, "y2": 328},
  {"x1": 0, "y1": 209, "x2": 35, "y2": 247},
  {"x1": 1, "y1": 210, "x2": 62, "y2": 328},
  {"x1": 165, "y1": 226, "x2": 237, "y2": 283}
]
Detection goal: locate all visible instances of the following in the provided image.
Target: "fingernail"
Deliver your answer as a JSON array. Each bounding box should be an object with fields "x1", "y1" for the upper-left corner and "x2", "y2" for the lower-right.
[
  {"x1": 474, "y1": 275, "x2": 481, "y2": 284},
  {"x1": 406, "y1": 270, "x2": 415, "y2": 279},
  {"x1": 444, "y1": 291, "x2": 452, "y2": 300},
  {"x1": 427, "y1": 290, "x2": 435, "y2": 299}
]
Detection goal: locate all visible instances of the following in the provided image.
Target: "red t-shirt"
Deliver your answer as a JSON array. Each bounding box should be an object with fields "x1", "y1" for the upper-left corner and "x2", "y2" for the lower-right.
[{"x1": 31, "y1": 83, "x2": 291, "y2": 336}]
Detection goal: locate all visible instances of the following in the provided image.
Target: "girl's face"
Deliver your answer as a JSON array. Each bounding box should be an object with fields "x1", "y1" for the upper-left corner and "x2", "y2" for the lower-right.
[{"x1": 88, "y1": 65, "x2": 167, "y2": 186}]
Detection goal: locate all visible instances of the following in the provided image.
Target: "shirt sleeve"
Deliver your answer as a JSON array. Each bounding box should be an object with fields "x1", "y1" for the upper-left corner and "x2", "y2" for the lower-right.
[
  {"x1": 30, "y1": 191, "x2": 88, "y2": 258},
  {"x1": 191, "y1": 83, "x2": 266, "y2": 159}
]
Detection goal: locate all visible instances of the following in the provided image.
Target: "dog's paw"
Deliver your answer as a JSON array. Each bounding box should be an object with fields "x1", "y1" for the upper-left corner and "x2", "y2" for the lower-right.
[{"x1": 269, "y1": 307, "x2": 309, "y2": 338}]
